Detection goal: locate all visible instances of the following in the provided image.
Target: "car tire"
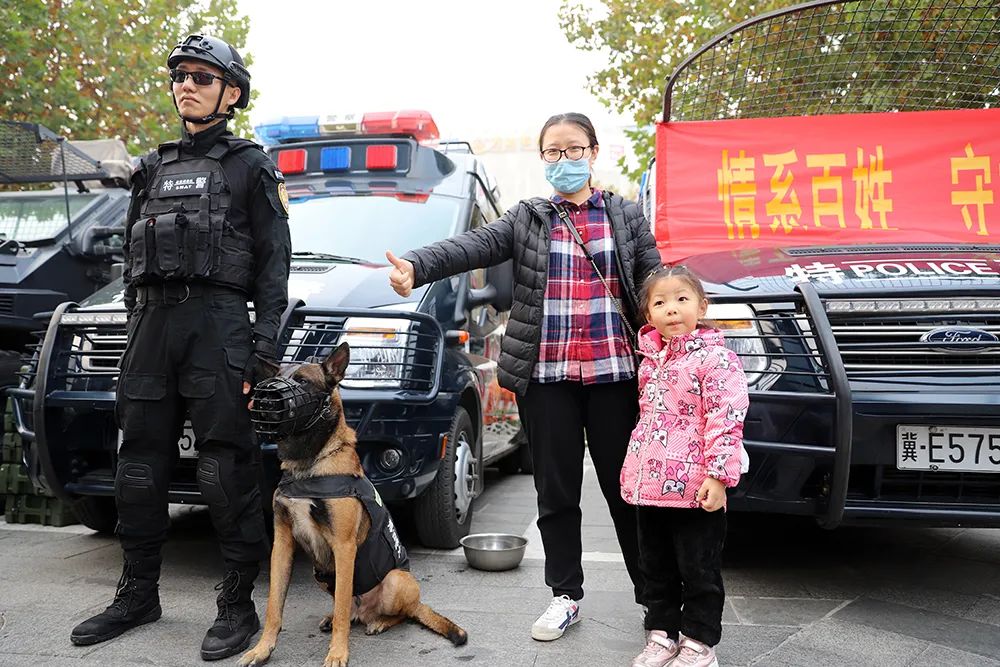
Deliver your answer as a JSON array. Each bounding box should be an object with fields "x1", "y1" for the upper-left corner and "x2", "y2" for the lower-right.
[
  {"x1": 414, "y1": 407, "x2": 475, "y2": 549},
  {"x1": 72, "y1": 496, "x2": 117, "y2": 534}
]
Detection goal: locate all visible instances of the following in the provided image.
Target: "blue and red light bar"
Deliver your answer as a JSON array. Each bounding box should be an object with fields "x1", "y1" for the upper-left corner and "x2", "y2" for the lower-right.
[{"x1": 255, "y1": 110, "x2": 440, "y2": 146}]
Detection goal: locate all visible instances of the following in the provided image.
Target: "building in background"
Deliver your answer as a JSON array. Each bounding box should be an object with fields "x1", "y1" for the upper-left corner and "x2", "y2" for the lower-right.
[{"x1": 464, "y1": 125, "x2": 638, "y2": 205}]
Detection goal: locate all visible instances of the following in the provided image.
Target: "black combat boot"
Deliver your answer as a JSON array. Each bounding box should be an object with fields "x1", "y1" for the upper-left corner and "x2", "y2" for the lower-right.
[
  {"x1": 200, "y1": 565, "x2": 261, "y2": 660},
  {"x1": 70, "y1": 557, "x2": 162, "y2": 645}
]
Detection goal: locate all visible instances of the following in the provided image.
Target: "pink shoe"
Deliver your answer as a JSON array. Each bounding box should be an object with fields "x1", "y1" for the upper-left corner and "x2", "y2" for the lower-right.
[
  {"x1": 671, "y1": 637, "x2": 718, "y2": 667},
  {"x1": 631, "y1": 630, "x2": 679, "y2": 667}
]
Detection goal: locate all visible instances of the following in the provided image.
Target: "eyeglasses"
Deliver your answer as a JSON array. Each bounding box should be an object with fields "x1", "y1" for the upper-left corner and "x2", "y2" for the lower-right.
[
  {"x1": 168, "y1": 68, "x2": 226, "y2": 86},
  {"x1": 540, "y1": 145, "x2": 593, "y2": 163}
]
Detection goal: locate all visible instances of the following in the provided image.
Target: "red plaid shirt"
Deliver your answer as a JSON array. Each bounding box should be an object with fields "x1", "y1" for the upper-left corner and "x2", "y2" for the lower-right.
[{"x1": 533, "y1": 190, "x2": 636, "y2": 384}]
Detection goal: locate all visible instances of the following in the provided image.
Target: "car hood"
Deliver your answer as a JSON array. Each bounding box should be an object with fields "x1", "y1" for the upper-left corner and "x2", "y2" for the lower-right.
[
  {"x1": 681, "y1": 244, "x2": 1000, "y2": 295},
  {"x1": 78, "y1": 261, "x2": 427, "y2": 310}
]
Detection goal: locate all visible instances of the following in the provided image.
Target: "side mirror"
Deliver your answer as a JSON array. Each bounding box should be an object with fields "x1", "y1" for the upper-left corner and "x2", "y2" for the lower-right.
[
  {"x1": 81, "y1": 225, "x2": 124, "y2": 258},
  {"x1": 109, "y1": 262, "x2": 125, "y2": 283},
  {"x1": 466, "y1": 284, "x2": 497, "y2": 309},
  {"x1": 485, "y1": 260, "x2": 513, "y2": 312}
]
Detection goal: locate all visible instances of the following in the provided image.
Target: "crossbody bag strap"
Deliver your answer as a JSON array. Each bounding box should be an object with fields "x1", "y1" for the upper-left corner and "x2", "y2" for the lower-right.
[{"x1": 553, "y1": 202, "x2": 637, "y2": 344}]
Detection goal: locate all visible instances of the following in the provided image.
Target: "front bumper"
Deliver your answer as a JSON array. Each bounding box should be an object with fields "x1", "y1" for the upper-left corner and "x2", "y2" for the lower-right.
[
  {"x1": 717, "y1": 283, "x2": 1000, "y2": 528},
  {"x1": 12, "y1": 302, "x2": 452, "y2": 506}
]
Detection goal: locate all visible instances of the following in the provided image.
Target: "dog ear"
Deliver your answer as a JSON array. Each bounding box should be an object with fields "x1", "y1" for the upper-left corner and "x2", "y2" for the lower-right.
[
  {"x1": 259, "y1": 356, "x2": 281, "y2": 380},
  {"x1": 322, "y1": 342, "x2": 351, "y2": 386}
]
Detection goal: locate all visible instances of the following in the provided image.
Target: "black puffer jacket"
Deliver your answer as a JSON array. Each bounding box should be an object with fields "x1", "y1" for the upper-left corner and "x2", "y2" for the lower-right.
[{"x1": 403, "y1": 191, "x2": 663, "y2": 396}]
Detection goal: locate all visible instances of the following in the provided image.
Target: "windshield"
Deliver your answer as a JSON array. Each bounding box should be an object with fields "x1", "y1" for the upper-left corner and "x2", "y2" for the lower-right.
[
  {"x1": 0, "y1": 194, "x2": 98, "y2": 242},
  {"x1": 287, "y1": 194, "x2": 463, "y2": 264}
]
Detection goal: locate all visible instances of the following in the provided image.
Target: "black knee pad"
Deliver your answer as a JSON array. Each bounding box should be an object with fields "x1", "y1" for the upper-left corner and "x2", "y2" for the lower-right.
[
  {"x1": 196, "y1": 455, "x2": 231, "y2": 508},
  {"x1": 115, "y1": 462, "x2": 157, "y2": 504}
]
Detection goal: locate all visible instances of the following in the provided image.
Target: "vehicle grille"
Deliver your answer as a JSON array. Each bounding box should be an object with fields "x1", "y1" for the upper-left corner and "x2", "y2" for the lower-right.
[
  {"x1": 25, "y1": 308, "x2": 443, "y2": 401},
  {"x1": 829, "y1": 314, "x2": 1000, "y2": 373},
  {"x1": 77, "y1": 331, "x2": 128, "y2": 372},
  {"x1": 280, "y1": 312, "x2": 442, "y2": 393},
  {"x1": 857, "y1": 465, "x2": 1000, "y2": 504},
  {"x1": 0, "y1": 294, "x2": 13, "y2": 315},
  {"x1": 53, "y1": 323, "x2": 127, "y2": 393}
]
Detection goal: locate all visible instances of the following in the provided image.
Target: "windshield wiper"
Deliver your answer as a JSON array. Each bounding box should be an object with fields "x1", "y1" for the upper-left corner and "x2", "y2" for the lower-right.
[{"x1": 291, "y1": 252, "x2": 370, "y2": 264}]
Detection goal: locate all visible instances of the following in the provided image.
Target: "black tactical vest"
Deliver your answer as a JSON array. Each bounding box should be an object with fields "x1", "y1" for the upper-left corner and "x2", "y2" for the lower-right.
[
  {"x1": 279, "y1": 473, "x2": 410, "y2": 596},
  {"x1": 129, "y1": 137, "x2": 256, "y2": 291}
]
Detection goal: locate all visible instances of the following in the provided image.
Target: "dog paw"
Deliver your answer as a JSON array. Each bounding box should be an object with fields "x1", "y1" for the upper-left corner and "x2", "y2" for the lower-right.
[
  {"x1": 319, "y1": 615, "x2": 333, "y2": 633},
  {"x1": 237, "y1": 643, "x2": 274, "y2": 667},
  {"x1": 323, "y1": 649, "x2": 349, "y2": 667},
  {"x1": 364, "y1": 622, "x2": 385, "y2": 636}
]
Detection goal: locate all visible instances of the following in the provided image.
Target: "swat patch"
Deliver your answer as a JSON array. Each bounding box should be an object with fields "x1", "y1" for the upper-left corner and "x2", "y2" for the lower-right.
[{"x1": 155, "y1": 171, "x2": 211, "y2": 198}]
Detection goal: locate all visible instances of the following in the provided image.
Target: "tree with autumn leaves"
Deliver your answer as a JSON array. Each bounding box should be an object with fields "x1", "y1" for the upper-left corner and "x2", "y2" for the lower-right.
[{"x1": 0, "y1": 0, "x2": 253, "y2": 155}]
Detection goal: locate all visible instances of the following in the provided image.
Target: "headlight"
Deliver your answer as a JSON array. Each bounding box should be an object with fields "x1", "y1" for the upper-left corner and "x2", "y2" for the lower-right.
[
  {"x1": 704, "y1": 303, "x2": 766, "y2": 385},
  {"x1": 339, "y1": 316, "x2": 413, "y2": 388}
]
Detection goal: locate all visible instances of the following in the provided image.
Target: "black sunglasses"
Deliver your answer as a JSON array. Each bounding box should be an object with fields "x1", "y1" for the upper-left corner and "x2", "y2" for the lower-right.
[{"x1": 168, "y1": 68, "x2": 226, "y2": 86}]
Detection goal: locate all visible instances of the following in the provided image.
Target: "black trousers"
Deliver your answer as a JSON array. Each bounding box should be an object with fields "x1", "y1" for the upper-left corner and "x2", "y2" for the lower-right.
[
  {"x1": 518, "y1": 380, "x2": 644, "y2": 603},
  {"x1": 114, "y1": 283, "x2": 268, "y2": 570},
  {"x1": 638, "y1": 505, "x2": 726, "y2": 646}
]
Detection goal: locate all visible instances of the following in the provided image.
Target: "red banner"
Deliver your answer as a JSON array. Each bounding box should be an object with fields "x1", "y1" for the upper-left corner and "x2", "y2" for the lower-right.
[{"x1": 655, "y1": 108, "x2": 1000, "y2": 262}]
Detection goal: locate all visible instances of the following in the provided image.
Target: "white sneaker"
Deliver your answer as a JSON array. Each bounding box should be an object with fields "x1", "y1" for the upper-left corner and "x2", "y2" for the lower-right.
[{"x1": 530, "y1": 595, "x2": 580, "y2": 641}]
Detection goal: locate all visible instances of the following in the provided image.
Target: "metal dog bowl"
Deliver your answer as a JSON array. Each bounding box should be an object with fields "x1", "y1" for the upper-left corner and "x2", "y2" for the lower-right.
[{"x1": 460, "y1": 533, "x2": 528, "y2": 571}]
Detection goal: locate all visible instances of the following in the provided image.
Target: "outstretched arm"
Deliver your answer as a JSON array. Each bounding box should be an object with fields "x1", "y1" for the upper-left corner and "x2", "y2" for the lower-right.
[{"x1": 396, "y1": 203, "x2": 520, "y2": 288}]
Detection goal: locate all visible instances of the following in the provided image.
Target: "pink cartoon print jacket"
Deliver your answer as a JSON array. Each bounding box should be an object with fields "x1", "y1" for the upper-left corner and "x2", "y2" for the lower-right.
[{"x1": 620, "y1": 325, "x2": 749, "y2": 509}]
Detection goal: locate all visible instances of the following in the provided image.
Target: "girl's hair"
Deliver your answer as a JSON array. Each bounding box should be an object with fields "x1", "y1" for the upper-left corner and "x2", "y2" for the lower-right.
[
  {"x1": 537, "y1": 113, "x2": 599, "y2": 150},
  {"x1": 639, "y1": 265, "x2": 707, "y2": 317}
]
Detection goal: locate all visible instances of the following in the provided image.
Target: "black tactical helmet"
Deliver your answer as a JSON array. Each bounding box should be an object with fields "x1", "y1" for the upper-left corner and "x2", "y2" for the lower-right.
[{"x1": 167, "y1": 34, "x2": 250, "y2": 110}]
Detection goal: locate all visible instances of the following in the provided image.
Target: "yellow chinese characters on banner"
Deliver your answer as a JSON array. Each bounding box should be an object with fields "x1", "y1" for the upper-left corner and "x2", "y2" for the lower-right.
[
  {"x1": 718, "y1": 146, "x2": 894, "y2": 236},
  {"x1": 763, "y1": 150, "x2": 801, "y2": 234},
  {"x1": 951, "y1": 143, "x2": 994, "y2": 236},
  {"x1": 658, "y1": 109, "x2": 1000, "y2": 262},
  {"x1": 717, "y1": 149, "x2": 758, "y2": 239},
  {"x1": 853, "y1": 146, "x2": 894, "y2": 230}
]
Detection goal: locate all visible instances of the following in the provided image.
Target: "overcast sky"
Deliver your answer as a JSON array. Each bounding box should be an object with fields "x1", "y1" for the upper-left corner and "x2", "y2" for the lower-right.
[{"x1": 238, "y1": 0, "x2": 630, "y2": 142}]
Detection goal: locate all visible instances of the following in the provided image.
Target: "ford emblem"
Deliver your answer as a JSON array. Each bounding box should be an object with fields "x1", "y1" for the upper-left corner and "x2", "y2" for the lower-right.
[{"x1": 919, "y1": 326, "x2": 1000, "y2": 352}]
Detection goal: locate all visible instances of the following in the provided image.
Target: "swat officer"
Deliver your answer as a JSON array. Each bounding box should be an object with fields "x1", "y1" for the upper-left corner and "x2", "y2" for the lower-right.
[{"x1": 70, "y1": 34, "x2": 291, "y2": 661}]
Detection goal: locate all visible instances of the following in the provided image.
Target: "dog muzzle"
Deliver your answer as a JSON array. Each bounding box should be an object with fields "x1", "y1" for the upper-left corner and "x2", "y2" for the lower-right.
[{"x1": 249, "y1": 376, "x2": 332, "y2": 441}]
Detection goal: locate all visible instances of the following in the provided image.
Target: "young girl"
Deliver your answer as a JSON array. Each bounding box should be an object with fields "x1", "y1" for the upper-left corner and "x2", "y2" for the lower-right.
[{"x1": 621, "y1": 266, "x2": 749, "y2": 667}]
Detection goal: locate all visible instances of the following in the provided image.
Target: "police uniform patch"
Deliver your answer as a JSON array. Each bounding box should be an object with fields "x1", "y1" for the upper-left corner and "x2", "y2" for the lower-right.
[{"x1": 277, "y1": 182, "x2": 289, "y2": 214}]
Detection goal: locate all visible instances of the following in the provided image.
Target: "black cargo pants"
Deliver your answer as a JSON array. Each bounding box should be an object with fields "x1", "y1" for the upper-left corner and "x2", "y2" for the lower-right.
[
  {"x1": 517, "y1": 379, "x2": 644, "y2": 604},
  {"x1": 115, "y1": 281, "x2": 268, "y2": 569}
]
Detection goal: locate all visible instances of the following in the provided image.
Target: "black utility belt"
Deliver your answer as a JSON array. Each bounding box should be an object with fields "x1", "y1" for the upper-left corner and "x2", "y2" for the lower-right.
[{"x1": 135, "y1": 281, "x2": 246, "y2": 305}]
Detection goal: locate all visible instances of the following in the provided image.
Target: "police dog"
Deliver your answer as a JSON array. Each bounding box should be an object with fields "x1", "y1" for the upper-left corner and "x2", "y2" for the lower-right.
[{"x1": 238, "y1": 343, "x2": 467, "y2": 667}]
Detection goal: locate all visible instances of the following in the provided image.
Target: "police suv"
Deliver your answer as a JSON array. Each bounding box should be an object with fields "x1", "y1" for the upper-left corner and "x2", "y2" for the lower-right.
[
  {"x1": 12, "y1": 111, "x2": 523, "y2": 548},
  {"x1": 643, "y1": 0, "x2": 1000, "y2": 529}
]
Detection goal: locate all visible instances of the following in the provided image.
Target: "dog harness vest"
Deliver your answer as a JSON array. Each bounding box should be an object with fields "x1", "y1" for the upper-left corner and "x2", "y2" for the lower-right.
[{"x1": 279, "y1": 473, "x2": 409, "y2": 596}]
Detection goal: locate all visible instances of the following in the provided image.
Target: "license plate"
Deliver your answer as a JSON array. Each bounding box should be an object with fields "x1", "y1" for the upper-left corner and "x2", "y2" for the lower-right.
[
  {"x1": 117, "y1": 426, "x2": 198, "y2": 458},
  {"x1": 897, "y1": 425, "x2": 1000, "y2": 473}
]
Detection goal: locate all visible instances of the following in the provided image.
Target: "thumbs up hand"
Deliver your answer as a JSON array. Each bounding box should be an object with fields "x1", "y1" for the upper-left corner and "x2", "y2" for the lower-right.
[{"x1": 386, "y1": 250, "x2": 415, "y2": 297}]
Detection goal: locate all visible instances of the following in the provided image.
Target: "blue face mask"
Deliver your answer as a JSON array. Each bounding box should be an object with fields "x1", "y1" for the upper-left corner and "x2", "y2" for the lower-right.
[{"x1": 545, "y1": 157, "x2": 591, "y2": 194}]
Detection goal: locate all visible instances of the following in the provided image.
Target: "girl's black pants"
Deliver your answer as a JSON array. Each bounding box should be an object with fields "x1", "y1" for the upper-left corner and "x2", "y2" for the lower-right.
[{"x1": 637, "y1": 504, "x2": 727, "y2": 646}]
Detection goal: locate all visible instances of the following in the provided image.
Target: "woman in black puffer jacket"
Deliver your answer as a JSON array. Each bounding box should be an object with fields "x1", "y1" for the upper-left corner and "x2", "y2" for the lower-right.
[{"x1": 386, "y1": 113, "x2": 662, "y2": 642}]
